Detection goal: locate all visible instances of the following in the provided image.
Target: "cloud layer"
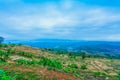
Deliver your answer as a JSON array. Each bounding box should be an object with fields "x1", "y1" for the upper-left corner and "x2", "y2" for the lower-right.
[{"x1": 0, "y1": 0, "x2": 120, "y2": 41}]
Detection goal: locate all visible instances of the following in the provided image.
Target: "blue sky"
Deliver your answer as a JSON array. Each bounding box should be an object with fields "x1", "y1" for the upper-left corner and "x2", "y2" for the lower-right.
[{"x1": 0, "y1": 0, "x2": 120, "y2": 41}]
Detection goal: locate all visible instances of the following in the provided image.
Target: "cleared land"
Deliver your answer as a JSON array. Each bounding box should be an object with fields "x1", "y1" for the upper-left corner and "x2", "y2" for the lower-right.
[{"x1": 0, "y1": 44, "x2": 120, "y2": 80}]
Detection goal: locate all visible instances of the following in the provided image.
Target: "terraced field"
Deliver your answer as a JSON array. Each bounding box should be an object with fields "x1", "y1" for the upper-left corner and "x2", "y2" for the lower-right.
[{"x1": 0, "y1": 44, "x2": 120, "y2": 80}]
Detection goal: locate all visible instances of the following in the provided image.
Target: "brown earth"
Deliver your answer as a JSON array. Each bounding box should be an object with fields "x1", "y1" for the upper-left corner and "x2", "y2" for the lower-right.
[{"x1": 3, "y1": 65, "x2": 80, "y2": 80}]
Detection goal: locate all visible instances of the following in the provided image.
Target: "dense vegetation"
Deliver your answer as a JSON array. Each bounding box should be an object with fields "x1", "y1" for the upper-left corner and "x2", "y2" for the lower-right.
[{"x1": 0, "y1": 43, "x2": 120, "y2": 80}]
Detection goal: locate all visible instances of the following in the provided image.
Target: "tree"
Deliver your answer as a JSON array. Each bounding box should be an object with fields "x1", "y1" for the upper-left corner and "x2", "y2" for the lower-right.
[
  {"x1": 81, "y1": 51, "x2": 86, "y2": 60},
  {"x1": 0, "y1": 37, "x2": 4, "y2": 43}
]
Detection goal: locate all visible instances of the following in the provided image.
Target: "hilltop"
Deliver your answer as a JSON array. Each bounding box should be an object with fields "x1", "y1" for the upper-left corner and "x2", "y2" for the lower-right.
[{"x1": 0, "y1": 43, "x2": 120, "y2": 80}]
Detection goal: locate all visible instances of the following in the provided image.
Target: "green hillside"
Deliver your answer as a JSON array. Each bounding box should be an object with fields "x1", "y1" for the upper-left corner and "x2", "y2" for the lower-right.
[{"x1": 0, "y1": 44, "x2": 120, "y2": 80}]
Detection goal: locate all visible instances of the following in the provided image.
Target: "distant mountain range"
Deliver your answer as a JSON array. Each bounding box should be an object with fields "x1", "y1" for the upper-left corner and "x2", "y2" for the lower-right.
[{"x1": 4, "y1": 39, "x2": 120, "y2": 58}]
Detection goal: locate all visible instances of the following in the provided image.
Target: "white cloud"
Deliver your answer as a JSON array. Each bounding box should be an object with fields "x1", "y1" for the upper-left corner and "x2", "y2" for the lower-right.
[{"x1": 106, "y1": 34, "x2": 120, "y2": 41}]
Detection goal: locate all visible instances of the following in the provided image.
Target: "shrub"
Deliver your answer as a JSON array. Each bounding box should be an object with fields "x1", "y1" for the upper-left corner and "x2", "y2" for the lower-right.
[
  {"x1": 0, "y1": 44, "x2": 8, "y2": 48},
  {"x1": 93, "y1": 71, "x2": 107, "y2": 76},
  {"x1": 6, "y1": 48, "x2": 11, "y2": 53},
  {"x1": 64, "y1": 67, "x2": 76, "y2": 73},
  {"x1": 0, "y1": 50, "x2": 9, "y2": 62},
  {"x1": 16, "y1": 59, "x2": 38, "y2": 65},
  {"x1": 81, "y1": 64, "x2": 87, "y2": 70},
  {"x1": 10, "y1": 44, "x2": 16, "y2": 47},
  {"x1": 3, "y1": 44, "x2": 8, "y2": 47},
  {"x1": 16, "y1": 59, "x2": 27, "y2": 65},
  {"x1": 11, "y1": 49, "x2": 17, "y2": 54},
  {"x1": 12, "y1": 70, "x2": 41, "y2": 80},
  {"x1": 39, "y1": 56, "x2": 62, "y2": 69},
  {"x1": 81, "y1": 52, "x2": 86, "y2": 60},
  {"x1": 0, "y1": 69, "x2": 16, "y2": 80},
  {"x1": 6, "y1": 48, "x2": 16, "y2": 54},
  {"x1": 0, "y1": 44, "x2": 3, "y2": 48},
  {"x1": 19, "y1": 51, "x2": 34, "y2": 58},
  {"x1": 17, "y1": 43, "x2": 22, "y2": 46},
  {"x1": 117, "y1": 72, "x2": 120, "y2": 79},
  {"x1": 68, "y1": 63, "x2": 78, "y2": 68},
  {"x1": 16, "y1": 57, "x2": 63, "y2": 70}
]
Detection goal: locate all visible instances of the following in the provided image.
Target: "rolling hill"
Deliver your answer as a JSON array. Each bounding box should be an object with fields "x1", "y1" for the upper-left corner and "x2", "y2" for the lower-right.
[{"x1": 0, "y1": 43, "x2": 120, "y2": 80}]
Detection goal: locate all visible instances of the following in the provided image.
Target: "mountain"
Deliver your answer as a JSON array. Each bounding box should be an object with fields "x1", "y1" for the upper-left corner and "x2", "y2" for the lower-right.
[{"x1": 4, "y1": 39, "x2": 120, "y2": 58}]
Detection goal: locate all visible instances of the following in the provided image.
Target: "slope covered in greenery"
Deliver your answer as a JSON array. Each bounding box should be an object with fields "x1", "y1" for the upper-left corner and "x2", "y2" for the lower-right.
[{"x1": 0, "y1": 44, "x2": 120, "y2": 80}]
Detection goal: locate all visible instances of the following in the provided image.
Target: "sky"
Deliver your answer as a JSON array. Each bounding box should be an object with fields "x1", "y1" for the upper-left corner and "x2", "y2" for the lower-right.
[{"x1": 0, "y1": 0, "x2": 120, "y2": 41}]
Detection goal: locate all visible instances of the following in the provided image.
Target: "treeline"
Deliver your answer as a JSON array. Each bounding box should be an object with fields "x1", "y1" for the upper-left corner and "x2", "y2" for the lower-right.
[{"x1": 41, "y1": 48, "x2": 119, "y2": 59}]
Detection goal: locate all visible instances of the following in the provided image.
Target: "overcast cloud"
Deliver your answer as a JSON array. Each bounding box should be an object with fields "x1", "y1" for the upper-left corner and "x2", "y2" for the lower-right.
[{"x1": 0, "y1": 0, "x2": 120, "y2": 41}]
